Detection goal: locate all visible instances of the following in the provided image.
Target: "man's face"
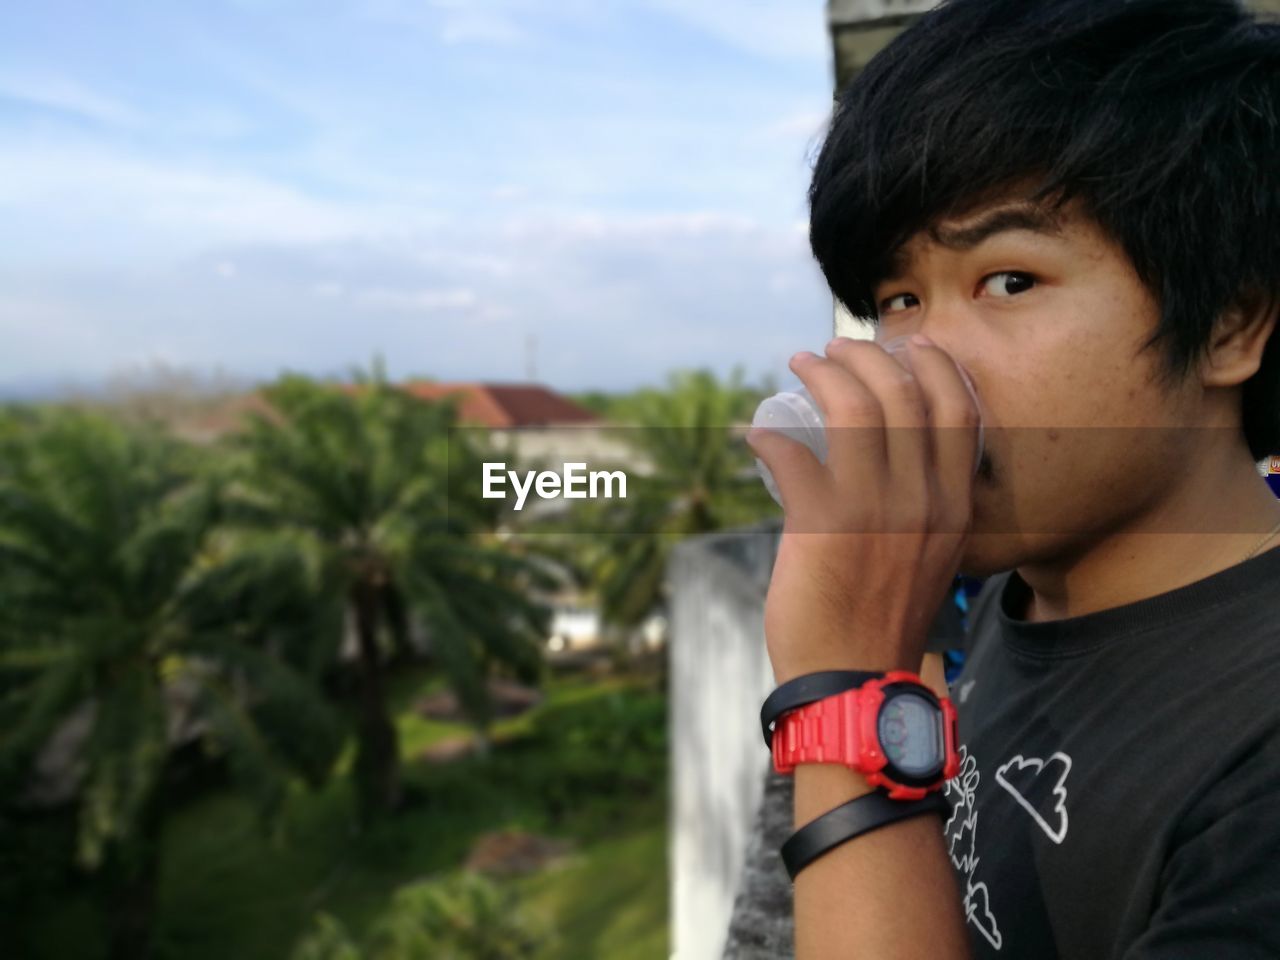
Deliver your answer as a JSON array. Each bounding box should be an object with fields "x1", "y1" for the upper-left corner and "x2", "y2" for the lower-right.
[{"x1": 869, "y1": 195, "x2": 1203, "y2": 576}]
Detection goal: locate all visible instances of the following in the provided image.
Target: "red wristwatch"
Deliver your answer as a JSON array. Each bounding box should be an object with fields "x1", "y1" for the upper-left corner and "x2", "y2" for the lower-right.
[{"x1": 770, "y1": 670, "x2": 960, "y2": 800}]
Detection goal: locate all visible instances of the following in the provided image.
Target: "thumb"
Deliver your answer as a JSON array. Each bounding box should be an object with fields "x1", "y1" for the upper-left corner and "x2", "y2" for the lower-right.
[{"x1": 745, "y1": 425, "x2": 828, "y2": 511}]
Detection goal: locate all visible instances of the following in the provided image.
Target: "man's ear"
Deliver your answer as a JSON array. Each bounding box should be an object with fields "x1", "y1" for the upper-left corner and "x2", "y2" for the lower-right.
[{"x1": 1201, "y1": 288, "x2": 1280, "y2": 388}]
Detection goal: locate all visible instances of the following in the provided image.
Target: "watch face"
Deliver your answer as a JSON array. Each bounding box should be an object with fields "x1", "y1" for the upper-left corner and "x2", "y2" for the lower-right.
[{"x1": 878, "y1": 690, "x2": 944, "y2": 779}]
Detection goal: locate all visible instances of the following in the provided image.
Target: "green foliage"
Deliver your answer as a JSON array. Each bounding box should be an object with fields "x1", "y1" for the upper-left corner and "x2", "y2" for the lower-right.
[
  {"x1": 429, "y1": 683, "x2": 671, "y2": 830},
  {"x1": 0, "y1": 409, "x2": 343, "y2": 875},
  {"x1": 534, "y1": 367, "x2": 777, "y2": 626},
  {"x1": 281, "y1": 684, "x2": 670, "y2": 960},
  {"x1": 547, "y1": 686, "x2": 667, "y2": 755},
  {"x1": 513, "y1": 820, "x2": 667, "y2": 960},
  {"x1": 291, "y1": 914, "x2": 362, "y2": 960},
  {"x1": 6, "y1": 674, "x2": 668, "y2": 959},
  {"x1": 0, "y1": 371, "x2": 676, "y2": 957},
  {"x1": 224, "y1": 365, "x2": 554, "y2": 815},
  {"x1": 569, "y1": 368, "x2": 773, "y2": 428},
  {"x1": 562, "y1": 390, "x2": 617, "y2": 419},
  {"x1": 292, "y1": 871, "x2": 554, "y2": 960}
]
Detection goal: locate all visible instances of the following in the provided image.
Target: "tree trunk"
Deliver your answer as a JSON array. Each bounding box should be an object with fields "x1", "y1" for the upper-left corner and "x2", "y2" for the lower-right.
[
  {"x1": 106, "y1": 765, "x2": 166, "y2": 960},
  {"x1": 351, "y1": 579, "x2": 401, "y2": 820},
  {"x1": 384, "y1": 585, "x2": 414, "y2": 666}
]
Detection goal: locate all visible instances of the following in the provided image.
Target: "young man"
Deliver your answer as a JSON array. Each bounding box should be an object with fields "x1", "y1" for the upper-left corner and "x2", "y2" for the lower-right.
[{"x1": 745, "y1": 0, "x2": 1280, "y2": 956}]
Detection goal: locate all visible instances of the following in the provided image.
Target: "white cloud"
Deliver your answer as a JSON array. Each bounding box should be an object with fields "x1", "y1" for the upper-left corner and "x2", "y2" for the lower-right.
[
  {"x1": 489, "y1": 184, "x2": 529, "y2": 202},
  {"x1": 0, "y1": 294, "x2": 102, "y2": 347},
  {"x1": 0, "y1": 139, "x2": 444, "y2": 254},
  {"x1": 358, "y1": 0, "x2": 537, "y2": 46},
  {"x1": 357, "y1": 286, "x2": 479, "y2": 312},
  {"x1": 763, "y1": 108, "x2": 830, "y2": 141},
  {"x1": 642, "y1": 0, "x2": 828, "y2": 62},
  {"x1": 439, "y1": 13, "x2": 528, "y2": 46},
  {"x1": 0, "y1": 291, "x2": 149, "y2": 384},
  {"x1": 163, "y1": 103, "x2": 256, "y2": 141},
  {"x1": 0, "y1": 0, "x2": 836, "y2": 390},
  {"x1": 499, "y1": 210, "x2": 760, "y2": 244},
  {"x1": 415, "y1": 251, "x2": 515, "y2": 279},
  {"x1": 0, "y1": 209, "x2": 833, "y2": 390},
  {"x1": 0, "y1": 73, "x2": 145, "y2": 128},
  {"x1": 366, "y1": 0, "x2": 828, "y2": 60}
]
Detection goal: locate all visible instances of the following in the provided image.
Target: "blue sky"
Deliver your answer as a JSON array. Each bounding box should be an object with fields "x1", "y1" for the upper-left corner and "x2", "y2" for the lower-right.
[{"x1": 0, "y1": 0, "x2": 840, "y2": 395}]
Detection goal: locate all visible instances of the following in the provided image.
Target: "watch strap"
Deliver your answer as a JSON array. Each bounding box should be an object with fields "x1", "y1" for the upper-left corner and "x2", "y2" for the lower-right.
[
  {"x1": 780, "y1": 789, "x2": 950, "y2": 881},
  {"x1": 760, "y1": 670, "x2": 883, "y2": 749},
  {"x1": 771, "y1": 686, "x2": 863, "y2": 774}
]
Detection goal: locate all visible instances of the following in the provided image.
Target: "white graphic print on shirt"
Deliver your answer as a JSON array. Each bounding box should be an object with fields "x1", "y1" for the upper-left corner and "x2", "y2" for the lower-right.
[
  {"x1": 995, "y1": 752, "x2": 1072, "y2": 845},
  {"x1": 945, "y1": 744, "x2": 1004, "y2": 950}
]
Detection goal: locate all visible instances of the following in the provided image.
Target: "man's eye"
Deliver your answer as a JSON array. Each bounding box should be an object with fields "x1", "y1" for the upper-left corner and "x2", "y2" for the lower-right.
[
  {"x1": 879, "y1": 292, "x2": 919, "y2": 315},
  {"x1": 980, "y1": 272, "x2": 1036, "y2": 297}
]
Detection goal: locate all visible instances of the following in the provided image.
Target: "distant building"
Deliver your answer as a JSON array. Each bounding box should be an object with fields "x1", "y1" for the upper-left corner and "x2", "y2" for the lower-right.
[
  {"x1": 406, "y1": 380, "x2": 651, "y2": 483},
  {"x1": 400, "y1": 381, "x2": 599, "y2": 428}
]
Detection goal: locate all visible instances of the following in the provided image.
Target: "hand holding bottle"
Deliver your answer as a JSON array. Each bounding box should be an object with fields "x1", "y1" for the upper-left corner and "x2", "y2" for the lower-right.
[
  {"x1": 752, "y1": 334, "x2": 984, "y2": 507},
  {"x1": 744, "y1": 334, "x2": 983, "y2": 682}
]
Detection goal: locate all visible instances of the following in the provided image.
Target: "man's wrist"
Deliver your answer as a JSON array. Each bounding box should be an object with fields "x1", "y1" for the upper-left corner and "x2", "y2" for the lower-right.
[
  {"x1": 769, "y1": 620, "x2": 924, "y2": 684},
  {"x1": 774, "y1": 651, "x2": 919, "y2": 685},
  {"x1": 793, "y1": 761, "x2": 877, "y2": 828}
]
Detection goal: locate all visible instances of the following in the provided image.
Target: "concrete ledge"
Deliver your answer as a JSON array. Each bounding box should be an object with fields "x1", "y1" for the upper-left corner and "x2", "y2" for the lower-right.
[{"x1": 722, "y1": 769, "x2": 797, "y2": 959}]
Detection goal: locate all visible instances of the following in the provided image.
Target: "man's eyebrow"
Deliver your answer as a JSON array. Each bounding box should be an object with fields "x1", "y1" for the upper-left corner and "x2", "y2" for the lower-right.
[
  {"x1": 929, "y1": 204, "x2": 1063, "y2": 250},
  {"x1": 877, "y1": 204, "x2": 1064, "y2": 288}
]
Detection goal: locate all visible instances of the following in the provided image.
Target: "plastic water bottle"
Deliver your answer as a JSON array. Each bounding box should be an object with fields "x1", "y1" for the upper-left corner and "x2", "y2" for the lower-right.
[{"x1": 752, "y1": 335, "x2": 985, "y2": 507}]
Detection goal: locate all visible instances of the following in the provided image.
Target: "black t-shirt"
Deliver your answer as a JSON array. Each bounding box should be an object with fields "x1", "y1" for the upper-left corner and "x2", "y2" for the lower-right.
[{"x1": 945, "y1": 545, "x2": 1280, "y2": 959}]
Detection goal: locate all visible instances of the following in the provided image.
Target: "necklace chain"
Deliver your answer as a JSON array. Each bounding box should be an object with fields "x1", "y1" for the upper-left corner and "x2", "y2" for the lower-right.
[{"x1": 1242, "y1": 515, "x2": 1280, "y2": 563}]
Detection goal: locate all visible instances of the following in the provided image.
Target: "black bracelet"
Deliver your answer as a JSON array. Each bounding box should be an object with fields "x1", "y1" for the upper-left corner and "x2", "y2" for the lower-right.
[
  {"x1": 760, "y1": 670, "x2": 884, "y2": 749},
  {"x1": 781, "y1": 789, "x2": 950, "y2": 881}
]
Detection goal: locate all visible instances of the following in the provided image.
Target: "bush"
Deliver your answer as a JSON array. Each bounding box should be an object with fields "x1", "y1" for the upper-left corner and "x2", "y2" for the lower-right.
[
  {"x1": 522, "y1": 687, "x2": 667, "y2": 795},
  {"x1": 292, "y1": 871, "x2": 555, "y2": 960}
]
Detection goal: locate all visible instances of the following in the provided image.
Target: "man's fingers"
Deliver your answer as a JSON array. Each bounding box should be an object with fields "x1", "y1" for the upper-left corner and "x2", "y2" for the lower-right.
[
  {"x1": 824, "y1": 337, "x2": 930, "y2": 499},
  {"x1": 904, "y1": 338, "x2": 981, "y2": 509},
  {"x1": 787, "y1": 350, "x2": 885, "y2": 483}
]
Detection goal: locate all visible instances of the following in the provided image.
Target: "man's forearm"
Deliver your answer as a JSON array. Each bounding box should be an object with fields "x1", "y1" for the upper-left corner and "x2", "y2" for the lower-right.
[{"x1": 793, "y1": 763, "x2": 971, "y2": 959}]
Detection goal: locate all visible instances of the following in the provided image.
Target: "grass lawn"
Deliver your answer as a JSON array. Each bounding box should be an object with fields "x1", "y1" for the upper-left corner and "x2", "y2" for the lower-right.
[
  {"x1": 515, "y1": 811, "x2": 668, "y2": 960},
  {"x1": 10, "y1": 666, "x2": 669, "y2": 960}
]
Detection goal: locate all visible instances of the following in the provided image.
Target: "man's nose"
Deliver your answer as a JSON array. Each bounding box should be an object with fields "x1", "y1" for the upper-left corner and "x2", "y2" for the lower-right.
[
  {"x1": 874, "y1": 324, "x2": 983, "y2": 402},
  {"x1": 875, "y1": 321, "x2": 965, "y2": 366},
  {"x1": 873, "y1": 324, "x2": 949, "y2": 358}
]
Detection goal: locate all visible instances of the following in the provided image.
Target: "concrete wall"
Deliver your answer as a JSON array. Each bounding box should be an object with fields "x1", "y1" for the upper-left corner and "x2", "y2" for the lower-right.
[{"x1": 667, "y1": 521, "x2": 782, "y2": 960}]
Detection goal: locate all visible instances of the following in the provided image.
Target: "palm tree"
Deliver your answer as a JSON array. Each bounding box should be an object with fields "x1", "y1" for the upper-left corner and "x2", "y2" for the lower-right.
[
  {"x1": 0, "y1": 409, "x2": 343, "y2": 960},
  {"x1": 533, "y1": 367, "x2": 778, "y2": 630},
  {"x1": 226, "y1": 366, "x2": 553, "y2": 820}
]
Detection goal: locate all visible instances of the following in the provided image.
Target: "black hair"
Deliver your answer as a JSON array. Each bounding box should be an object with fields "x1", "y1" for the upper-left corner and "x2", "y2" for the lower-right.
[{"x1": 808, "y1": 0, "x2": 1280, "y2": 460}]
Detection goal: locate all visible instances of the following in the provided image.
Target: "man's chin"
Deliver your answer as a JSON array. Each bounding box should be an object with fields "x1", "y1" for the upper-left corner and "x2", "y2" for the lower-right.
[{"x1": 958, "y1": 530, "x2": 1027, "y2": 579}]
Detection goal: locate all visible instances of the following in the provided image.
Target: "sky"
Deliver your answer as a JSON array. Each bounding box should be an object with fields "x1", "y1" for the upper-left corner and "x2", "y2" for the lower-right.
[{"x1": 0, "y1": 0, "x2": 841, "y2": 396}]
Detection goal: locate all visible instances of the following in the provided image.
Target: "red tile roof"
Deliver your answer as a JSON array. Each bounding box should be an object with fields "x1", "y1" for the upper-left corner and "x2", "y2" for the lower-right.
[{"x1": 402, "y1": 382, "x2": 599, "y2": 428}]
